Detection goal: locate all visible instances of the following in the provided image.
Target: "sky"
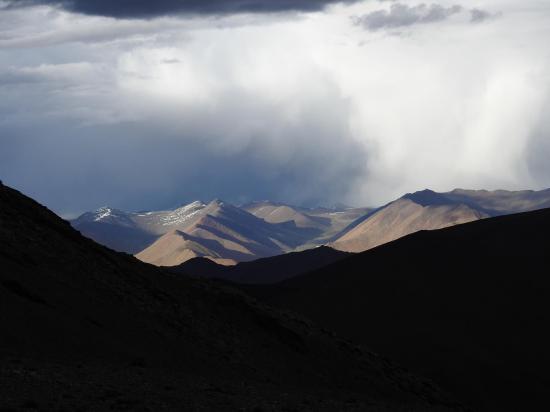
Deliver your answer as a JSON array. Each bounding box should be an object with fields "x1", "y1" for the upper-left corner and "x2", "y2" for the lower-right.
[{"x1": 1, "y1": 0, "x2": 549, "y2": 216}]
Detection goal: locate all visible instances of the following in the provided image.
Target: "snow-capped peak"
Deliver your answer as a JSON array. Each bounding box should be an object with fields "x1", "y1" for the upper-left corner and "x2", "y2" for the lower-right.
[
  {"x1": 179, "y1": 200, "x2": 206, "y2": 211},
  {"x1": 83, "y1": 207, "x2": 134, "y2": 227},
  {"x1": 94, "y1": 207, "x2": 114, "y2": 221},
  {"x1": 160, "y1": 201, "x2": 206, "y2": 226}
]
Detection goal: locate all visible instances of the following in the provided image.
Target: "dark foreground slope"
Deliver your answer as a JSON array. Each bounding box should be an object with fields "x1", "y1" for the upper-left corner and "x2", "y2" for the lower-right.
[
  {"x1": 0, "y1": 182, "x2": 460, "y2": 412},
  {"x1": 172, "y1": 246, "x2": 352, "y2": 284},
  {"x1": 249, "y1": 208, "x2": 550, "y2": 411}
]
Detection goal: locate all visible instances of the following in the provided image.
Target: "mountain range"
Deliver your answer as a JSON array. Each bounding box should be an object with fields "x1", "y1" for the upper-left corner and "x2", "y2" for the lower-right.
[
  {"x1": 4, "y1": 180, "x2": 550, "y2": 410},
  {"x1": 0, "y1": 181, "x2": 461, "y2": 411},
  {"x1": 72, "y1": 187, "x2": 550, "y2": 267},
  {"x1": 72, "y1": 199, "x2": 370, "y2": 266}
]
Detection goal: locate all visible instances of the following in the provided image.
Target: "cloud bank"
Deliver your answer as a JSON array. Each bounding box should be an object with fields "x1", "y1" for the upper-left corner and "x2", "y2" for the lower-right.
[{"x1": 1, "y1": 0, "x2": 549, "y2": 216}]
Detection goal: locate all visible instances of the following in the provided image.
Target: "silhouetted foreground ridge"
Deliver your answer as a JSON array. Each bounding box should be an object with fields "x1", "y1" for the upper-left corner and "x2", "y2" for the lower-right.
[{"x1": 171, "y1": 246, "x2": 352, "y2": 284}]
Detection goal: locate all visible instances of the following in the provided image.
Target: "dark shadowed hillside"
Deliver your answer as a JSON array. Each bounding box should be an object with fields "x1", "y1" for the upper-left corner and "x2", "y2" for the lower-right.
[
  {"x1": 0, "y1": 182, "x2": 461, "y2": 411},
  {"x1": 172, "y1": 246, "x2": 352, "y2": 284},
  {"x1": 249, "y1": 208, "x2": 550, "y2": 411}
]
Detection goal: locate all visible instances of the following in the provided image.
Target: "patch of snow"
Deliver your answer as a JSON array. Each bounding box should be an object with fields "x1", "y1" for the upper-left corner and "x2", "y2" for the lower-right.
[
  {"x1": 94, "y1": 207, "x2": 113, "y2": 221},
  {"x1": 160, "y1": 202, "x2": 206, "y2": 226}
]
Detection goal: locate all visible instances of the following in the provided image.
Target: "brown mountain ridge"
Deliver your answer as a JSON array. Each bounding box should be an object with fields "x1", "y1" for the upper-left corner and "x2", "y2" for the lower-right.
[{"x1": 73, "y1": 188, "x2": 550, "y2": 267}]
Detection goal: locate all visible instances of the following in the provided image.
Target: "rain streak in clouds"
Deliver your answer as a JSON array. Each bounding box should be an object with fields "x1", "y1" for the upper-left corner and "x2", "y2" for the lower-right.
[{"x1": 0, "y1": 0, "x2": 549, "y2": 216}]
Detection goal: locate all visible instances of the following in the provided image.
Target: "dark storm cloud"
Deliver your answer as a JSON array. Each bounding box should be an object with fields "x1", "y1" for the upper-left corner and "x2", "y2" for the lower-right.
[
  {"x1": 0, "y1": 113, "x2": 368, "y2": 215},
  {"x1": 0, "y1": 3, "x2": 371, "y2": 215},
  {"x1": 0, "y1": 53, "x2": 368, "y2": 215},
  {"x1": 5, "y1": 0, "x2": 356, "y2": 18}
]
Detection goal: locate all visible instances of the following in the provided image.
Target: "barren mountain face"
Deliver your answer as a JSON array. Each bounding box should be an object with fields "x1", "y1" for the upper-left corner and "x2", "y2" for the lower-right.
[
  {"x1": 331, "y1": 188, "x2": 550, "y2": 253},
  {"x1": 74, "y1": 200, "x2": 371, "y2": 266},
  {"x1": 134, "y1": 200, "x2": 330, "y2": 266},
  {"x1": 331, "y1": 198, "x2": 487, "y2": 252},
  {"x1": 73, "y1": 188, "x2": 550, "y2": 266}
]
